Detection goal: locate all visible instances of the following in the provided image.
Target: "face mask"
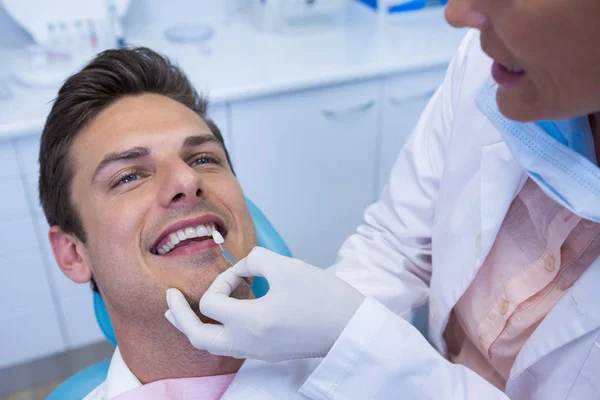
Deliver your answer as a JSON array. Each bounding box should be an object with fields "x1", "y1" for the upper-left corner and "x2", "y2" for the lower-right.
[
  {"x1": 476, "y1": 78, "x2": 600, "y2": 222},
  {"x1": 536, "y1": 119, "x2": 598, "y2": 164}
]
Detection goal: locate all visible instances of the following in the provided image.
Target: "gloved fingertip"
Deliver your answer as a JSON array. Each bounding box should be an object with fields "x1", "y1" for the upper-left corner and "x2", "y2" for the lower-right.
[
  {"x1": 166, "y1": 288, "x2": 176, "y2": 306},
  {"x1": 165, "y1": 309, "x2": 183, "y2": 333}
]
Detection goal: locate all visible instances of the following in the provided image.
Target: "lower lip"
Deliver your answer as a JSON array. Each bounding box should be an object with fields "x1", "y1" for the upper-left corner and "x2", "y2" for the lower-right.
[
  {"x1": 491, "y1": 61, "x2": 525, "y2": 87},
  {"x1": 158, "y1": 238, "x2": 219, "y2": 257}
]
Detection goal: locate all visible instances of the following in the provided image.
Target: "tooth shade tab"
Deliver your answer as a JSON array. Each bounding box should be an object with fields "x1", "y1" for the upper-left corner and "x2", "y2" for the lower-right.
[{"x1": 212, "y1": 230, "x2": 225, "y2": 244}]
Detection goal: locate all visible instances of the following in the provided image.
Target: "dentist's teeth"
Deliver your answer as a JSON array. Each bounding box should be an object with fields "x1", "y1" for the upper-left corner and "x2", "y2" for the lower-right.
[
  {"x1": 158, "y1": 248, "x2": 166, "y2": 255},
  {"x1": 184, "y1": 227, "x2": 197, "y2": 238},
  {"x1": 168, "y1": 242, "x2": 175, "y2": 250},
  {"x1": 169, "y1": 233, "x2": 180, "y2": 245},
  {"x1": 177, "y1": 230, "x2": 186, "y2": 241},
  {"x1": 196, "y1": 225, "x2": 209, "y2": 237},
  {"x1": 162, "y1": 245, "x2": 170, "y2": 254}
]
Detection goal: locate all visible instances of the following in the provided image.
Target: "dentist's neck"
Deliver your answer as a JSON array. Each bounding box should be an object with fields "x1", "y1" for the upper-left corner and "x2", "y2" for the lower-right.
[{"x1": 114, "y1": 315, "x2": 243, "y2": 384}]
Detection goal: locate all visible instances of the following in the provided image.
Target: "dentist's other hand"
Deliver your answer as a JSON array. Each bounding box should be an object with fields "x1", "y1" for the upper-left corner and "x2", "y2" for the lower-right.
[{"x1": 166, "y1": 247, "x2": 365, "y2": 362}]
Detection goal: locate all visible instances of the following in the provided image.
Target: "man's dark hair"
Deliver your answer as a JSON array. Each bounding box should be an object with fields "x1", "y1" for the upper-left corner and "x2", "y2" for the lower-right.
[{"x1": 39, "y1": 47, "x2": 233, "y2": 292}]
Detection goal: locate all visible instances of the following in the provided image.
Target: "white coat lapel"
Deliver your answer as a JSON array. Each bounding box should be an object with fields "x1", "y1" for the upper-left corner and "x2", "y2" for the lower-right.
[
  {"x1": 222, "y1": 359, "x2": 319, "y2": 399},
  {"x1": 435, "y1": 139, "x2": 524, "y2": 336},
  {"x1": 479, "y1": 141, "x2": 526, "y2": 266},
  {"x1": 509, "y1": 257, "x2": 600, "y2": 382}
]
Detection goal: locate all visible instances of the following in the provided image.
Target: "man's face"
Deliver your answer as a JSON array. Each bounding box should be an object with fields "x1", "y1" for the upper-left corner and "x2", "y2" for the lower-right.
[
  {"x1": 445, "y1": 0, "x2": 600, "y2": 122},
  {"x1": 68, "y1": 94, "x2": 256, "y2": 323}
]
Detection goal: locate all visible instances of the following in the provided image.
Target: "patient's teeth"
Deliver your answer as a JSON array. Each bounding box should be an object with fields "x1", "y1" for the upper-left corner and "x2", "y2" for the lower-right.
[
  {"x1": 159, "y1": 222, "x2": 223, "y2": 255},
  {"x1": 196, "y1": 225, "x2": 209, "y2": 237},
  {"x1": 185, "y1": 227, "x2": 197, "y2": 238}
]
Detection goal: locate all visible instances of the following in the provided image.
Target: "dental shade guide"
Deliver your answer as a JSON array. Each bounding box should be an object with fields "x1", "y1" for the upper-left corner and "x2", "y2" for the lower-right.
[{"x1": 212, "y1": 231, "x2": 253, "y2": 288}]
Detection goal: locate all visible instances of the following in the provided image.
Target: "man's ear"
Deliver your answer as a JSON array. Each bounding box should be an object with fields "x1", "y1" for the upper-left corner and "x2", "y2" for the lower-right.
[{"x1": 49, "y1": 226, "x2": 92, "y2": 284}]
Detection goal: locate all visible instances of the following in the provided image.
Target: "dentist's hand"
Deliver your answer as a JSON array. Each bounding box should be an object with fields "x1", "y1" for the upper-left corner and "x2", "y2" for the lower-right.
[{"x1": 165, "y1": 247, "x2": 365, "y2": 362}]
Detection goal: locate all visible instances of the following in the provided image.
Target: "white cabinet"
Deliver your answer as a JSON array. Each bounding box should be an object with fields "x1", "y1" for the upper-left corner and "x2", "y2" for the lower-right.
[
  {"x1": 0, "y1": 217, "x2": 39, "y2": 257},
  {"x1": 13, "y1": 133, "x2": 41, "y2": 177},
  {"x1": 11, "y1": 135, "x2": 104, "y2": 350},
  {"x1": 376, "y1": 68, "x2": 446, "y2": 192},
  {"x1": 35, "y1": 217, "x2": 105, "y2": 348},
  {"x1": 207, "y1": 103, "x2": 234, "y2": 165},
  {"x1": 0, "y1": 309, "x2": 65, "y2": 369},
  {"x1": 231, "y1": 80, "x2": 382, "y2": 267},
  {"x1": 0, "y1": 253, "x2": 66, "y2": 368},
  {"x1": 0, "y1": 136, "x2": 67, "y2": 368},
  {"x1": 0, "y1": 178, "x2": 29, "y2": 219},
  {"x1": 0, "y1": 140, "x2": 20, "y2": 178}
]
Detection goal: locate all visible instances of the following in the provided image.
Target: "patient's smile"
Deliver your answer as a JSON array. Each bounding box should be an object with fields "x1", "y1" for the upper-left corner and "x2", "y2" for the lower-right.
[{"x1": 152, "y1": 216, "x2": 228, "y2": 256}]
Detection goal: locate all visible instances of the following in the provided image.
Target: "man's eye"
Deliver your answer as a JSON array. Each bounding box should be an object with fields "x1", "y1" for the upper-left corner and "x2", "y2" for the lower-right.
[
  {"x1": 192, "y1": 155, "x2": 220, "y2": 166},
  {"x1": 113, "y1": 173, "x2": 141, "y2": 188}
]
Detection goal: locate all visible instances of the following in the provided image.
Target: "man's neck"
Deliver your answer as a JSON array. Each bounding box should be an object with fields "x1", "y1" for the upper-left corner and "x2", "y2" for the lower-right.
[{"x1": 115, "y1": 320, "x2": 243, "y2": 384}]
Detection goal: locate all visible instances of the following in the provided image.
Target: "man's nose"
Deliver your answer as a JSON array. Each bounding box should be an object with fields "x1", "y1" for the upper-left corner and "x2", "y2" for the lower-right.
[
  {"x1": 158, "y1": 159, "x2": 205, "y2": 208},
  {"x1": 445, "y1": 0, "x2": 488, "y2": 30}
]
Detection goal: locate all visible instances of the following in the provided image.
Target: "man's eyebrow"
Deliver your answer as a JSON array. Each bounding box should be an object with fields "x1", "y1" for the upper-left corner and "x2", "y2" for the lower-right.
[
  {"x1": 182, "y1": 135, "x2": 223, "y2": 149},
  {"x1": 91, "y1": 147, "x2": 150, "y2": 183}
]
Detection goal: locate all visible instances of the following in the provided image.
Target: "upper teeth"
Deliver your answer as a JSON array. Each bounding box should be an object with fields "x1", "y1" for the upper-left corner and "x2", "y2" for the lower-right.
[
  {"x1": 506, "y1": 66, "x2": 524, "y2": 73},
  {"x1": 157, "y1": 223, "x2": 218, "y2": 255}
]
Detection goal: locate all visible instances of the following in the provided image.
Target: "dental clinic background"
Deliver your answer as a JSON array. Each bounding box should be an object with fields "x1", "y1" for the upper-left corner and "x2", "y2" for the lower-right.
[{"x1": 0, "y1": 0, "x2": 465, "y2": 397}]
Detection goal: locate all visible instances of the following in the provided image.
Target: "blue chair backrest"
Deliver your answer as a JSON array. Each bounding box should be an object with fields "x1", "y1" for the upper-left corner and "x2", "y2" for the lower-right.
[{"x1": 47, "y1": 198, "x2": 291, "y2": 399}]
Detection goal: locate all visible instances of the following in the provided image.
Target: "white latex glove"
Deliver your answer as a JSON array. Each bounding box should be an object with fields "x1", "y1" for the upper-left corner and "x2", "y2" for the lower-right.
[{"x1": 165, "y1": 247, "x2": 365, "y2": 362}]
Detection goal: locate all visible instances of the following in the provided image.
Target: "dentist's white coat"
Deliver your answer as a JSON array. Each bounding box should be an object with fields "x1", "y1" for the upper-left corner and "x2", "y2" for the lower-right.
[{"x1": 294, "y1": 29, "x2": 600, "y2": 400}]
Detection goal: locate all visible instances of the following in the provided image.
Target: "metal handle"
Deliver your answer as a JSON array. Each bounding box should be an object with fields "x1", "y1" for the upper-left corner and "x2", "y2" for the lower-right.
[
  {"x1": 322, "y1": 100, "x2": 376, "y2": 119},
  {"x1": 388, "y1": 89, "x2": 437, "y2": 106}
]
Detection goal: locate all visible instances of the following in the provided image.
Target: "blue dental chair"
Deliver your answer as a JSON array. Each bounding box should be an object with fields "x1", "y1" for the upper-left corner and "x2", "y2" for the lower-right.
[{"x1": 47, "y1": 199, "x2": 291, "y2": 400}]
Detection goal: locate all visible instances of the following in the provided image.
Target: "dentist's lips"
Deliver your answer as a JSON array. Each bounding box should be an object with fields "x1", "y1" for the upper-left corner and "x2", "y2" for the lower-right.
[
  {"x1": 491, "y1": 61, "x2": 525, "y2": 87},
  {"x1": 150, "y1": 215, "x2": 228, "y2": 257}
]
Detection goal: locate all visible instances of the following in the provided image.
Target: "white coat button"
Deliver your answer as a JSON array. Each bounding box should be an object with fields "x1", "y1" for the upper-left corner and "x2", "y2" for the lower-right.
[
  {"x1": 544, "y1": 256, "x2": 556, "y2": 272},
  {"x1": 500, "y1": 299, "x2": 509, "y2": 315}
]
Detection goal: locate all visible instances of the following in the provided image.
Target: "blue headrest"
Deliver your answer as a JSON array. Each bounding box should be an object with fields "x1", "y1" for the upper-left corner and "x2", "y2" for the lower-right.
[{"x1": 94, "y1": 198, "x2": 292, "y2": 345}]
